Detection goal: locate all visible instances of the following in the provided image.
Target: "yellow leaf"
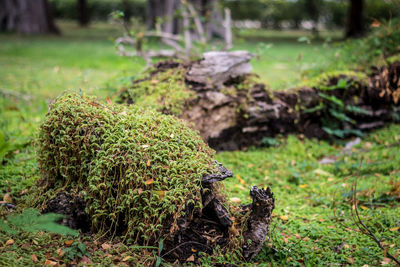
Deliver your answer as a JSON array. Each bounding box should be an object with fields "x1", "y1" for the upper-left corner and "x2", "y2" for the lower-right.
[
  {"x1": 5, "y1": 239, "x2": 14, "y2": 246},
  {"x1": 299, "y1": 184, "x2": 308, "y2": 188},
  {"x1": 389, "y1": 227, "x2": 399, "y2": 232},
  {"x1": 154, "y1": 190, "x2": 165, "y2": 198},
  {"x1": 64, "y1": 240, "x2": 74, "y2": 246},
  {"x1": 145, "y1": 179, "x2": 154, "y2": 185},
  {"x1": 236, "y1": 174, "x2": 246, "y2": 185},
  {"x1": 146, "y1": 159, "x2": 151, "y2": 166},
  {"x1": 191, "y1": 248, "x2": 197, "y2": 252},
  {"x1": 186, "y1": 255, "x2": 195, "y2": 262},
  {"x1": 360, "y1": 205, "x2": 368, "y2": 210},
  {"x1": 280, "y1": 215, "x2": 289, "y2": 221},
  {"x1": 122, "y1": 256, "x2": 132, "y2": 262}
]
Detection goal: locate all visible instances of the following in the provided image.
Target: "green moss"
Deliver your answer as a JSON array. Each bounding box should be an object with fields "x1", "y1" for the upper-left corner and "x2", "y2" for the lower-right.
[
  {"x1": 37, "y1": 92, "x2": 217, "y2": 244},
  {"x1": 123, "y1": 67, "x2": 195, "y2": 116},
  {"x1": 299, "y1": 70, "x2": 368, "y2": 89}
]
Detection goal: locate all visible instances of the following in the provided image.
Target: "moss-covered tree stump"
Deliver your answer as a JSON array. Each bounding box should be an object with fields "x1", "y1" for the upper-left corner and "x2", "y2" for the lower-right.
[{"x1": 37, "y1": 93, "x2": 275, "y2": 263}]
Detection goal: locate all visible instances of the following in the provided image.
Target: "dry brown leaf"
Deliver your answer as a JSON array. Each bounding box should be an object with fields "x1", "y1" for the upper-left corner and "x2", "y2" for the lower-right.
[
  {"x1": 186, "y1": 255, "x2": 195, "y2": 262},
  {"x1": 106, "y1": 97, "x2": 112, "y2": 105},
  {"x1": 20, "y1": 189, "x2": 28, "y2": 195},
  {"x1": 145, "y1": 179, "x2": 154, "y2": 185},
  {"x1": 389, "y1": 227, "x2": 399, "y2": 232},
  {"x1": 236, "y1": 174, "x2": 246, "y2": 185},
  {"x1": 101, "y1": 243, "x2": 112, "y2": 250},
  {"x1": 56, "y1": 248, "x2": 65, "y2": 257},
  {"x1": 64, "y1": 240, "x2": 74, "y2": 246},
  {"x1": 230, "y1": 197, "x2": 241, "y2": 203},
  {"x1": 32, "y1": 254, "x2": 38, "y2": 262},
  {"x1": 44, "y1": 259, "x2": 57, "y2": 266},
  {"x1": 5, "y1": 239, "x2": 14, "y2": 246},
  {"x1": 146, "y1": 159, "x2": 151, "y2": 166},
  {"x1": 3, "y1": 193, "x2": 12, "y2": 203},
  {"x1": 137, "y1": 188, "x2": 143, "y2": 195}
]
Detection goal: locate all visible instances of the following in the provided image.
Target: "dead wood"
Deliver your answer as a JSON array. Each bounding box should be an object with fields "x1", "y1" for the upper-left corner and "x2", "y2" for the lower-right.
[{"x1": 120, "y1": 54, "x2": 400, "y2": 151}]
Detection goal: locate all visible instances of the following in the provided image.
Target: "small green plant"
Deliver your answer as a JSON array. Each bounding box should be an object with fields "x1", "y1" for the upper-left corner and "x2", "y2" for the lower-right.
[
  {"x1": 63, "y1": 242, "x2": 90, "y2": 262},
  {"x1": 0, "y1": 208, "x2": 78, "y2": 236}
]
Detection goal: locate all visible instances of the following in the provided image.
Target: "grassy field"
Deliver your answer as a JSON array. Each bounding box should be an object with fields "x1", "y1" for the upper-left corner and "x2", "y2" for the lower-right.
[{"x1": 0, "y1": 22, "x2": 399, "y2": 266}]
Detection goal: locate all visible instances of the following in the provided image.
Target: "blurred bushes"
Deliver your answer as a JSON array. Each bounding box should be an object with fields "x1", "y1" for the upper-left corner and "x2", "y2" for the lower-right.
[
  {"x1": 49, "y1": 0, "x2": 146, "y2": 22},
  {"x1": 222, "y1": 0, "x2": 400, "y2": 30}
]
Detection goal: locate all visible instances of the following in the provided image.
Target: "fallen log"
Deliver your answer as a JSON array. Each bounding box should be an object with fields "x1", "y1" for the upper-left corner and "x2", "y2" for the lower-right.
[{"x1": 118, "y1": 52, "x2": 400, "y2": 151}]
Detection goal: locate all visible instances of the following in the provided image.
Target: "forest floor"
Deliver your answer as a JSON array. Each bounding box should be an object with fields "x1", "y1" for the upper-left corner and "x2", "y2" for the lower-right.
[{"x1": 0, "y1": 22, "x2": 399, "y2": 266}]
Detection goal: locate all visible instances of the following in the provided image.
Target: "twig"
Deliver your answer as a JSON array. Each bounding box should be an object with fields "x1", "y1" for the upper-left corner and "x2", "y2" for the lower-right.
[
  {"x1": 161, "y1": 241, "x2": 211, "y2": 258},
  {"x1": 351, "y1": 158, "x2": 400, "y2": 266}
]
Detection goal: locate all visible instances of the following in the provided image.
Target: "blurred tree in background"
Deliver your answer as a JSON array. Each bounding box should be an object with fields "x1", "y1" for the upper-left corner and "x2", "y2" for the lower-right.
[
  {"x1": 0, "y1": 0, "x2": 399, "y2": 37},
  {"x1": 0, "y1": 0, "x2": 59, "y2": 34}
]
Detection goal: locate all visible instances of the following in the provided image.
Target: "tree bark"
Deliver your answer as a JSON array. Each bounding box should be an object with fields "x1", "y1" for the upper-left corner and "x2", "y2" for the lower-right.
[
  {"x1": 0, "y1": 0, "x2": 60, "y2": 34},
  {"x1": 77, "y1": 0, "x2": 90, "y2": 27},
  {"x1": 346, "y1": 0, "x2": 365, "y2": 38}
]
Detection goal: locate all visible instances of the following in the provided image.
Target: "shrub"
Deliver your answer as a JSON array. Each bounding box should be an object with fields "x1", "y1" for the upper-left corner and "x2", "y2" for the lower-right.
[{"x1": 37, "y1": 92, "x2": 217, "y2": 244}]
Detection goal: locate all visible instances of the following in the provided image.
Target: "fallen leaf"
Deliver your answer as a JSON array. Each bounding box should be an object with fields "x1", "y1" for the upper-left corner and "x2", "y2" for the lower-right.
[
  {"x1": 137, "y1": 188, "x2": 143, "y2": 195},
  {"x1": 56, "y1": 248, "x2": 65, "y2": 257},
  {"x1": 3, "y1": 193, "x2": 12, "y2": 203},
  {"x1": 360, "y1": 205, "x2": 368, "y2": 210},
  {"x1": 20, "y1": 189, "x2": 28, "y2": 195},
  {"x1": 21, "y1": 243, "x2": 30, "y2": 250},
  {"x1": 230, "y1": 197, "x2": 241, "y2": 203},
  {"x1": 186, "y1": 255, "x2": 195, "y2": 262},
  {"x1": 145, "y1": 179, "x2": 154, "y2": 185},
  {"x1": 150, "y1": 80, "x2": 159, "y2": 84},
  {"x1": 327, "y1": 226, "x2": 335, "y2": 229},
  {"x1": 299, "y1": 184, "x2": 308, "y2": 188},
  {"x1": 154, "y1": 190, "x2": 166, "y2": 198},
  {"x1": 32, "y1": 254, "x2": 38, "y2": 262},
  {"x1": 283, "y1": 237, "x2": 289, "y2": 243},
  {"x1": 191, "y1": 248, "x2": 197, "y2": 252},
  {"x1": 236, "y1": 174, "x2": 246, "y2": 185},
  {"x1": 106, "y1": 97, "x2": 112, "y2": 105},
  {"x1": 64, "y1": 240, "x2": 74, "y2": 246},
  {"x1": 347, "y1": 257, "x2": 354, "y2": 264},
  {"x1": 122, "y1": 256, "x2": 132, "y2": 262},
  {"x1": 5, "y1": 239, "x2": 14, "y2": 246},
  {"x1": 146, "y1": 159, "x2": 151, "y2": 166},
  {"x1": 280, "y1": 215, "x2": 289, "y2": 221},
  {"x1": 44, "y1": 259, "x2": 57, "y2": 266},
  {"x1": 101, "y1": 243, "x2": 111, "y2": 250},
  {"x1": 80, "y1": 255, "x2": 91, "y2": 264},
  {"x1": 389, "y1": 227, "x2": 399, "y2": 232},
  {"x1": 381, "y1": 257, "x2": 391, "y2": 265}
]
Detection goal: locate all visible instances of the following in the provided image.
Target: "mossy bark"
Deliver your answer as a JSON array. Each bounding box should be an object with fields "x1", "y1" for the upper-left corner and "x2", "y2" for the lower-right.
[{"x1": 120, "y1": 54, "x2": 400, "y2": 151}]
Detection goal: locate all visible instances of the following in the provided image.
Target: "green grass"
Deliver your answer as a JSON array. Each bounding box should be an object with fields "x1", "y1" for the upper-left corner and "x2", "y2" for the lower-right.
[{"x1": 0, "y1": 22, "x2": 399, "y2": 266}]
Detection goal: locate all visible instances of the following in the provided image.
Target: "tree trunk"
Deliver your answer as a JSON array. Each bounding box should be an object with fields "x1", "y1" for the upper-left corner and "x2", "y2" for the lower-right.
[
  {"x1": 77, "y1": 0, "x2": 90, "y2": 27},
  {"x1": 0, "y1": 0, "x2": 59, "y2": 34},
  {"x1": 346, "y1": 0, "x2": 365, "y2": 38}
]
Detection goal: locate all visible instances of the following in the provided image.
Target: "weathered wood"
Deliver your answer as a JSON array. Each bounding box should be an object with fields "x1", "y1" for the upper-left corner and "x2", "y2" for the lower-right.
[
  {"x1": 186, "y1": 51, "x2": 255, "y2": 88},
  {"x1": 242, "y1": 186, "x2": 275, "y2": 261}
]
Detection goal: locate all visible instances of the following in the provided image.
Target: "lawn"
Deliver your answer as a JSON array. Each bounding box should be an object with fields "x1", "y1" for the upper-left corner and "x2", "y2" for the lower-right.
[{"x1": 0, "y1": 22, "x2": 399, "y2": 266}]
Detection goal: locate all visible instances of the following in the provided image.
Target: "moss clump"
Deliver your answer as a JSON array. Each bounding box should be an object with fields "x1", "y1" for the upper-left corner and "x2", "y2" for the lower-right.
[
  {"x1": 121, "y1": 67, "x2": 195, "y2": 116},
  {"x1": 300, "y1": 70, "x2": 368, "y2": 89},
  {"x1": 38, "y1": 92, "x2": 216, "y2": 244}
]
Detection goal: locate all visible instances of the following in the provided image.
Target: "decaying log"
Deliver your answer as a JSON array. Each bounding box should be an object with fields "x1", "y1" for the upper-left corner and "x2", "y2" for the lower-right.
[
  {"x1": 242, "y1": 186, "x2": 275, "y2": 261},
  {"x1": 121, "y1": 53, "x2": 400, "y2": 151}
]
